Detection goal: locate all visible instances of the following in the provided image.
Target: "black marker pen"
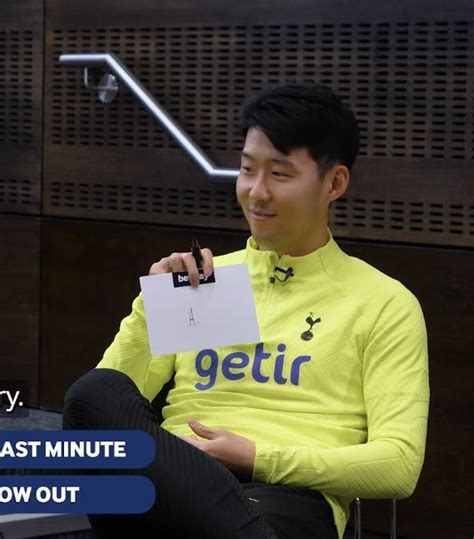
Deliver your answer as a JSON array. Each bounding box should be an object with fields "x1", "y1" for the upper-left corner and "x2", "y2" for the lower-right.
[{"x1": 191, "y1": 238, "x2": 203, "y2": 269}]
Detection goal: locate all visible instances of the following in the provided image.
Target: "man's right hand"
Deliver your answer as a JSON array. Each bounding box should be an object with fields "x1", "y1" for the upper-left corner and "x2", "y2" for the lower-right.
[{"x1": 148, "y1": 248, "x2": 214, "y2": 287}]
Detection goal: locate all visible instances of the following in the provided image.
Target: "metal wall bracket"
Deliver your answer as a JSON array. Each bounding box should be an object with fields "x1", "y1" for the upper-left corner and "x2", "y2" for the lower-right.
[
  {"x1": 59, "y1": 53, "x2": 239, "y2": 181},
  {"x1": 83, "y1": 68, "x2": 119, "y2": 103}
]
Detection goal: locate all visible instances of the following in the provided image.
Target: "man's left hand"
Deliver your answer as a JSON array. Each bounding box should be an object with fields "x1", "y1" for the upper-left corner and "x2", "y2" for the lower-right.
[{"x1": 177, "y1": 419, "x2": 256, "y2": 481}]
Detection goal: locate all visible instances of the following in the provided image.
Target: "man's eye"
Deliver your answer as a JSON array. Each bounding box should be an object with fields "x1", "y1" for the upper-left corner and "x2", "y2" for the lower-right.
[
  {"x1": 240, "y1": 166, "x2": 252, "y2": 173},
  {"x1": 272, "y1": 171, "x2": 289, "y2": 178}
]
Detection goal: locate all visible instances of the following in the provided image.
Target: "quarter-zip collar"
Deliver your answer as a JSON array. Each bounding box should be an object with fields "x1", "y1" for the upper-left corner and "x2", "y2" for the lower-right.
[{"x1": 242, "y1": 228, "x2": 347, "y2": 291}]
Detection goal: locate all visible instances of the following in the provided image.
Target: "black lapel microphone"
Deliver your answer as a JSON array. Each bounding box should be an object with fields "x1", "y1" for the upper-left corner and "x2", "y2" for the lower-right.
[{"x1": 270, "y1": 266, "x2": 295, "y2": 284}]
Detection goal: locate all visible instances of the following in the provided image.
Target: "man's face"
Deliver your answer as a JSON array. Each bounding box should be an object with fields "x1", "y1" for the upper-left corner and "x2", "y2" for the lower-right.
[{"x1": 236, "y1": 127, "x2": 331, "y2": 256}]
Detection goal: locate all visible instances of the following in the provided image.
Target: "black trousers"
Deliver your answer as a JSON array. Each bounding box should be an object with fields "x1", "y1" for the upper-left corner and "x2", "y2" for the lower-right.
[{"x1": 63, "y1": 368, "x2": 338, "y2": 539}]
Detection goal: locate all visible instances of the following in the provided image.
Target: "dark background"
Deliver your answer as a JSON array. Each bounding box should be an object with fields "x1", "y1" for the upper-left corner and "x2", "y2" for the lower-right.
[{"x1": 0, "y1": 1, "x2": 472, "y2": 536}]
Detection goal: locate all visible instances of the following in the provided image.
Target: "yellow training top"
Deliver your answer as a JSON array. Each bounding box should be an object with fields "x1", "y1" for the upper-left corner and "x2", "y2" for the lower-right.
[{"x1": 97, "y1": 230, "x2": 429, "y2": 538}]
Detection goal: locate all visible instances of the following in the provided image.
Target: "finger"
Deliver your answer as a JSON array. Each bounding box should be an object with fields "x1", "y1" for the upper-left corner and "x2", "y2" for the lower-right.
[
  {"x1": 188, "y1": 419, "x2": 217, "y2": 440},
  {"x1": 181, "y1": 252, "x2": 200, "y2": 287},
  {"x1": 149, "y1": 257, "x2": 172, "y2": 276},
  {"x1": 201, "y1": 248, "x2": 214, "y2": 278},
  {"x1": 168, "y1": 252, "x2": 187, "y2": 273}
]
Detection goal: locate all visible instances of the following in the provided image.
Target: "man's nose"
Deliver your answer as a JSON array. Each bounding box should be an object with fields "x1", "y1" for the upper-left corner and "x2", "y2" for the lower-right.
[{"x1": 249, "y1": 173, "x2": 272, "y2": 201}]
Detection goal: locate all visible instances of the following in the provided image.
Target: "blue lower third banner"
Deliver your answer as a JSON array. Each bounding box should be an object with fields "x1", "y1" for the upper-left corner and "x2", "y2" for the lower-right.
[
  {"x1": 0, "y1": 476, "x2": 155, "y2": 513},
  {"x1": 0, "y1": 430, "x2": 155, "y2": 468}
]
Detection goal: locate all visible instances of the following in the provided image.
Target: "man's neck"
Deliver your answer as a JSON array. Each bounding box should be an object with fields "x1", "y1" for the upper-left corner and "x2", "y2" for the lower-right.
[{"x1": 256, "y1": 229, "x2": 330, "y2": 257}]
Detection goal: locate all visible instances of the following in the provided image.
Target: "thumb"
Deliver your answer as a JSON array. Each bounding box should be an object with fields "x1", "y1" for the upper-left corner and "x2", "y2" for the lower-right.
[{"x1": 188, "y1": 419, "x2": 217, "y2": 440}]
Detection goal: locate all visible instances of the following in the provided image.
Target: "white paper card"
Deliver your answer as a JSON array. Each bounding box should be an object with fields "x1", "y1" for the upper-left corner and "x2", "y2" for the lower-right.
[{"x1": 139, "y1": 264, "x2": 261, "y2": 355}]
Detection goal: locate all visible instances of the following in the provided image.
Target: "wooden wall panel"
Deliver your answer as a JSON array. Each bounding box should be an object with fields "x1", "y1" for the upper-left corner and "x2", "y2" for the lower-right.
[
  {"x1": 43, "y1": 0, "x2": 474, "y2": 247},
  {"x1": 0, "y1": 0, "x2": 43, "y2": 215},
  {"x1": 40, "y1": 217, "x2": 473, "y2": 537},
  {"x1": 0, "y1": 215, "x2": 40, "y2": 406}
]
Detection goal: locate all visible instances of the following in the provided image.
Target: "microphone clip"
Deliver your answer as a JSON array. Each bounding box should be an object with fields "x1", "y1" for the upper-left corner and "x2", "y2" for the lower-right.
[{"x1": 270, "y1": 266, "x2": 294, "y2": 284}]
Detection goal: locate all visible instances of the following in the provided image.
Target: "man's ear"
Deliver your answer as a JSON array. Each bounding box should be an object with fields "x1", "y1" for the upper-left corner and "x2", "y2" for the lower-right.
[{"x1": 325, "y1": 164, "x2": 350, "y2": 203}]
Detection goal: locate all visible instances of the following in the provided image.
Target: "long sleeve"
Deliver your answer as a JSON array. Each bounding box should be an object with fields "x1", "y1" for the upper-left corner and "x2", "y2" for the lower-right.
[
  {"x1": 253, "y1": 289, "x2": 429, "y2": 499},
  {"x1": 97, "y1": 293, "x2": 175, "y2": 401}
]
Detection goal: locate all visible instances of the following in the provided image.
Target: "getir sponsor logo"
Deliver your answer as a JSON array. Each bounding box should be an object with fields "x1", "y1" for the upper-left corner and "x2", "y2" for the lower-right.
[{"x1": 194, "y1": 343, "x2": 311, "y2": 390}]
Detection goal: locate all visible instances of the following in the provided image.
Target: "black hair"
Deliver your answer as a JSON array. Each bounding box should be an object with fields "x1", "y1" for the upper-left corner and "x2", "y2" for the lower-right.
[{"x1": 239, "y1": 83, "x2": 360, "y2": 175}]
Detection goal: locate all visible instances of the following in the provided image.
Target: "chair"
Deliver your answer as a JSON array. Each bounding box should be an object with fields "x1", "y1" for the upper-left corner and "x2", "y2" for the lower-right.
[{"x1": 353, "y1": 498, "x2": 397, "y2": 539}]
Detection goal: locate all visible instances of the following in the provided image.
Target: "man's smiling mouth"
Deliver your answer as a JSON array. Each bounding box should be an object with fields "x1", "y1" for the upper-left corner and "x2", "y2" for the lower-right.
[{"x1": 249, "y1": 208, "x2": 277, "y2": 219}]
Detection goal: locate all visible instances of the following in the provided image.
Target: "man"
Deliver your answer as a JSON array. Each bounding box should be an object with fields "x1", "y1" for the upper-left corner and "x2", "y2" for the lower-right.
[{"x1": 63, "y1": 84, "x2": 429, "y2": 539}]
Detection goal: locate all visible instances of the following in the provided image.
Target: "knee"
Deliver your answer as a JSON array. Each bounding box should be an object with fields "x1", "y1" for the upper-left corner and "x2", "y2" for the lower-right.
[
  {"x1": 65, "y1": 368, "x2": 133, "y2": 403},
  {"x1": 63, "y1": 368, "x2": 136, "y2": 429}
]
